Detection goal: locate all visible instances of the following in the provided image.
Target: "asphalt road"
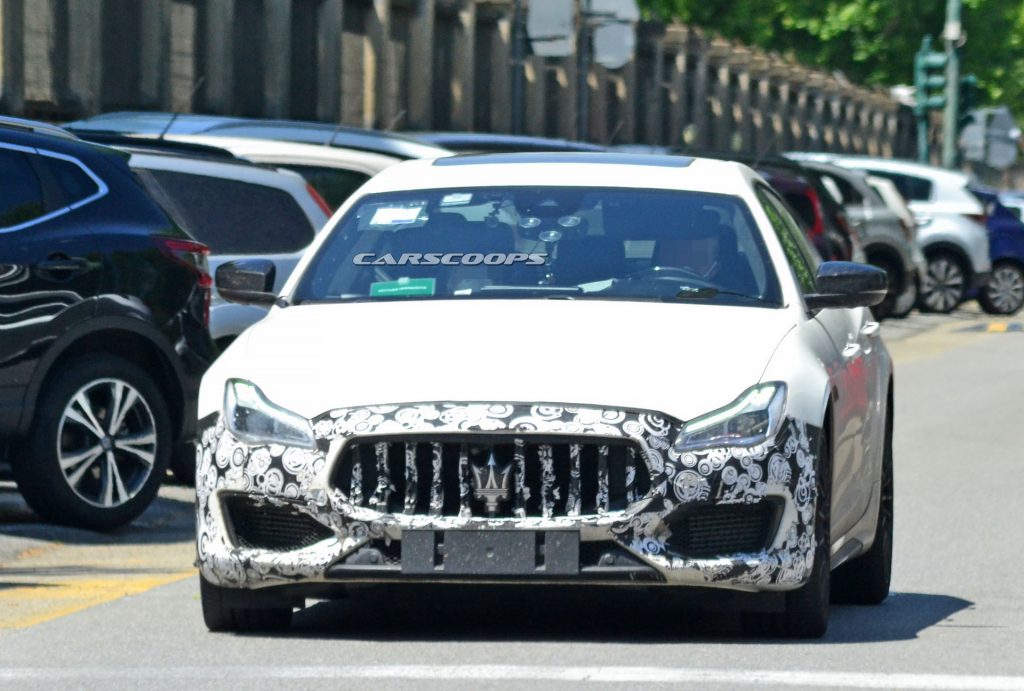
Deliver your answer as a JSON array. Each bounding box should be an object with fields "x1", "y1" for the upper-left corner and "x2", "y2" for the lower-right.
[{"x1": 1, "y1": 308, "x2": 1023, "y2": 690}]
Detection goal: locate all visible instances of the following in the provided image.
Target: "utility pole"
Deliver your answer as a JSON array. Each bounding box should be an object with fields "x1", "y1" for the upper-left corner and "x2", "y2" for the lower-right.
[
  {"x1": 941, "y1": 0, "x2": 962, "y2": 168},
  {"x1": 510, "y1": 0, "x2": 526, "y2": 134}
]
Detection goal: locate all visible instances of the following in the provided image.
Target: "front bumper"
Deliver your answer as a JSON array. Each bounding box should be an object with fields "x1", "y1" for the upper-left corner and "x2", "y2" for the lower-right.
[{"x1": 196, "y1": 403, "x2": 821, "y2": 593}]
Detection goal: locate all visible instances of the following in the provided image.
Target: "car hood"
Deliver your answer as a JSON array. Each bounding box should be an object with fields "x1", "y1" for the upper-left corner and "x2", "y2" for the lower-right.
[{"x1": 204, "y1": 300, "x2": 796, "y2": 423}]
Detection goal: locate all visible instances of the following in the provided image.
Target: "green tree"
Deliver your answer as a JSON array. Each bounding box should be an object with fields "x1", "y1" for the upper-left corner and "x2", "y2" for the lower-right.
[{"x1": 638, "y1": 0, "x2": 1024, "y2": 112}]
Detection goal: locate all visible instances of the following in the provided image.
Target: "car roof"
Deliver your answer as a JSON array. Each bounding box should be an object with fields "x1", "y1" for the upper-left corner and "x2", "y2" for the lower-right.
[
  {"x1": 787, "y1": 152, "x2": 973, "y2": 185},
  {"x1": 357, "y1": 153, "x2": 754, "y2": 197},
  {"x1": 416, "y1": 132, "x2": 607, "y2": 153},
  {"x1": 159, "y1": 134, "x2": 406, "y2": 172},
  {"x1": 65, "y1": 111, "x2": 450, "y2": 159},
  {"x1": 0, "y1": 115, "x2": 80, "y2": 140},
  {"x1": 126, "y1": 149, "x2": 309, "y2": 187}
]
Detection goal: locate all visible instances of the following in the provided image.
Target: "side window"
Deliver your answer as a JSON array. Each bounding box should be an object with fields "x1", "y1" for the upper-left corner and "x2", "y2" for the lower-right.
[
  {"x1": 288, "y1": 165, "x2": 371, "y2": 211},
  {"x1": 0, "y1": 148, "x2": 46, "y2": 228},
  {"x1": 864, "y1": 170, "x2": 933, "y2": 202},
  {"x1": 43, "y1": 157, "x2": 100, "y2": 204},
  {"x1": 141, "y1": 169, "x2": 316, "y2": 254},
  {"x1": 757, "y1": 186, "x2": 818, "y2": 294}
]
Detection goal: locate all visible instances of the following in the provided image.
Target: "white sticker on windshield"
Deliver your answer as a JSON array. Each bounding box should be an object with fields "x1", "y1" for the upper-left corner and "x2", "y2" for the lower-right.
[
  {"x1": 441, "y1": 193, "x2": 473, "y2": 206},
  {"x1": 369, "y1": 206, "x2": 424, "y2": 226}
]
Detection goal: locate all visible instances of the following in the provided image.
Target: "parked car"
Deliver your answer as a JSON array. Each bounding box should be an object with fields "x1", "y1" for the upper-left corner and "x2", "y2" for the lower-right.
[
  {"x1": 0, "y1": 117, "x2": 216, "y2": 529},
  {"x1": 967, "y1": 186, "x2": 1024, "y2": 315},
  {"x1": 791, "y1": 160, "x2": 924, "y2": 319},
  {"x1": 74, "y1": 131, "x2": 434, "y2": 212},
  {"x1": 125, "y1": 149, "x2": 331, "y2": 350},
  {"x1": 1000, "y1": 192, "x2": 1024, "y2": 221},
  {"x1": 64, "y1": 111, "x2": 450, "y2": 160},
  {"x1": 196, "y1": 152, "x2": 893, "y2": 638},
  {"x1": 865, "y1": 175, "x2": 923, "y2": 316},
  {"x1": 791, "y1": 155, "x2": 991, "y2": 313},
  {"x1": 415, "y1": 132, "x2": 607, "y2": 154}
]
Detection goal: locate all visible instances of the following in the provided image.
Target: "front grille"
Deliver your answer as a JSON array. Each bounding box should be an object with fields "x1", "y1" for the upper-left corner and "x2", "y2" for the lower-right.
[
  {"x1": 665, "y1": 500, "x2": 781, "y2": 558},
  {"x1": 332, "y1": 436, "x2": 651, "y2": 518},
  {"x1": 224, "y1": 495, "x2": 334, "y2": 551}
]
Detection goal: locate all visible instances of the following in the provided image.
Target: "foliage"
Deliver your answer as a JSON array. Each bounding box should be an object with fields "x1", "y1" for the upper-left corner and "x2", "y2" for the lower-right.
[{"x1": 637, "y1": 0, "x2": 1024, "y2": 111}]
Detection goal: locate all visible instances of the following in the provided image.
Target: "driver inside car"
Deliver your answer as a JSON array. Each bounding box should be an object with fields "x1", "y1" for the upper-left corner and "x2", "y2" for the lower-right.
[{"x1": 651, "y1": 223, "x2": 722, "y2": 281}]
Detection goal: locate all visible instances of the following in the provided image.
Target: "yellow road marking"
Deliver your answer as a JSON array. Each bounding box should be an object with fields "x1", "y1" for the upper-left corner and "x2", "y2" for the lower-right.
[
  {"x1": 987, "y1": 322, "x2": 1009, "y2": 332},
  {"x1": 0, "y1": 570, "x2": 194, "y2": 629}
]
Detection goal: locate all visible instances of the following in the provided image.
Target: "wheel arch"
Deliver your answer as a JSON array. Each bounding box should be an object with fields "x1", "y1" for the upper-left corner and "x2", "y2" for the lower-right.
[{"x1": 17, "y1": 317, "x2": 186, "y2": 442}]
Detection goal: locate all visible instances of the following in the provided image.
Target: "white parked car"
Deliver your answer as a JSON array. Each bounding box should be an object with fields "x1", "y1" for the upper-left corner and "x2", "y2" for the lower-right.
[
  {"x1": 129, "y1": 151, "x2": 331, "y2": 349},
  {"x1": 789, "y1": 154, "x2": 991, "y2": 313},
  {"x1": 196, "y1": 153, "x2": 894, "y2": 638}
]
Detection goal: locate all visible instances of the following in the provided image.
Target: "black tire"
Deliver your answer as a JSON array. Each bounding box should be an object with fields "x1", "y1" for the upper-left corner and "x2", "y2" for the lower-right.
[
  {"x1": 832, "y1": 390, "x2": 893, "y2": 605},
  {"x1": 867, "y1": 257, "x2": 901, "y2": 321},
  {"x1": 918, "y1": 252, "x2": 967, "y2": 313},
  {"x1": 889, "y1": 273, "x2": 918, "y2": 319},
  {"x1": 978, "y1": 261, "x2": 1024, "y2": 316},
  {"x1": 12, "y1": 354, "x2": 172, "y2": 531},
  {"x1": 200, "y1": 576, "x2": 293, "y2": 633},
  {"x1": 167, "y1": 444, "x2": 196, "y2": 486},
  {"x1": 780, "y1": 419, "x2": 832, "y2": 638}
]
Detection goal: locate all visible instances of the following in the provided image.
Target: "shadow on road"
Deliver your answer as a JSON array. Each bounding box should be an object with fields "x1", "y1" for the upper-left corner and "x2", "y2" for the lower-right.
[
  {"x1": 0, "y1": 481, "x2": 194, "y2": 548},
  {"x1": 282, "y1": 585, "x2": 973, "y2": 644}
]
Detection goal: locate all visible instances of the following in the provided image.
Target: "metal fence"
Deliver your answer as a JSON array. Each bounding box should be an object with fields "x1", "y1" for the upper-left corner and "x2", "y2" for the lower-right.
[{"x1": 0, "y1": 0, "x2": 915, "y2": 157}]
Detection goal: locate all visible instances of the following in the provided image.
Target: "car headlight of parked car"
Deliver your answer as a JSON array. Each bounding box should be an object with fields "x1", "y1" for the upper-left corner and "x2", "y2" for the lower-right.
[
  {"x1": 224, "y1": 379, "x2": 317, "y2": 449},
  {"x1": 673, "y1": 382, "x2": 787, "y2": 453}
]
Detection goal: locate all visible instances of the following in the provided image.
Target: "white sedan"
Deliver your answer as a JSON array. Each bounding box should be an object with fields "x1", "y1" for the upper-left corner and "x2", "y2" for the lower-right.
[{"x1": 195, "y1": 153, "x2": 893, "y2": 638}]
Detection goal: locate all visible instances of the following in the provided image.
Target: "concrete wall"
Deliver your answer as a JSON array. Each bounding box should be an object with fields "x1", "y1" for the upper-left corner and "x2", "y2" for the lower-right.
[{"x1": 0, "y1": 0, "x2": 914, "y2": 157}]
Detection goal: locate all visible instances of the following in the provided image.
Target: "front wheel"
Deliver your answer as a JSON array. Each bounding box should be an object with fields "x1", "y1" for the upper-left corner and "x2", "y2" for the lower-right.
[
  {"x1": 979, "y1": 261, "x2": 1024, "y2": 315},
  {"x1": 919, "y1": 252, "x2": 967, "y2": 313},
  {"x1": 780, "y1": 422, "x2": 832, "y2": 638},
  {"x1": 13, "y1": 355, "x2": 172, "y2": 531},
  {"x1": 200, "y1": 577, "x2": 293, "y2": 632}
]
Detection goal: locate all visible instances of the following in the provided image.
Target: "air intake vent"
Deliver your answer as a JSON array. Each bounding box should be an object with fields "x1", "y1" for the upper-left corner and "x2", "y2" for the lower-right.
[
  {"x1": 665, "y1": 500, "x2": 782, "y2": 558},
  {"x1": 224, "y1": 496, "x2": 334, "y2": 551}
]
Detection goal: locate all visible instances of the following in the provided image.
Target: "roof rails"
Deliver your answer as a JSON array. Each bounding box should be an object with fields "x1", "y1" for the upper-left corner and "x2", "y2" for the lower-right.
[{"x1": 0, "y1": 115, "x2": 80, "y2": 141}]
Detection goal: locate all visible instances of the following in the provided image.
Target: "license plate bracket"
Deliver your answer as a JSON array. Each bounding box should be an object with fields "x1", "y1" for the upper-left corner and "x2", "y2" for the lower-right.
[{"x1": 401, "y1": 530, "x2": 580, "y2": 576}]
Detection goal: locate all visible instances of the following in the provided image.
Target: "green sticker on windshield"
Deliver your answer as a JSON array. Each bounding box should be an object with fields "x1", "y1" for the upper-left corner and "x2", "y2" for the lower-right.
[{"x1": 369, "y1": 277, "x2": 436, "y2": 297}]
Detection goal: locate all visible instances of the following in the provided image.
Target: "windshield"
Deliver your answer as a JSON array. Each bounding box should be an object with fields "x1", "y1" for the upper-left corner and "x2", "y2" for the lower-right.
[{"x1": 293, "y1": 186, "x2": 783, "y2": 306}]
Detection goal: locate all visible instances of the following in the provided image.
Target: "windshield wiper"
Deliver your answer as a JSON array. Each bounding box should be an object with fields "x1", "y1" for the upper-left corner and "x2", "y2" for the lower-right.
[
  {"x1": 675, "y1": 286, "x2": 779, "y2": 306},
  {"x1": 472, "y1": 285, "x2": 583, "y2": 297}
]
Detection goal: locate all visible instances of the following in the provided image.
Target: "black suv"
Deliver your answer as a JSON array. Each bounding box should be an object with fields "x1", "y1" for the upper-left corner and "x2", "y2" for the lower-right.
[{"x1": 0, "y1": 118, "x2": 216, "y2": 530}]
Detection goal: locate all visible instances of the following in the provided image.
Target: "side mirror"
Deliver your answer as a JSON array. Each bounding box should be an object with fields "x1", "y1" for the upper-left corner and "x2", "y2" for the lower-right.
[
  {"x1": 805, "y1": 261, "x2": 888, "y2": 310},
  {"x1": 215, "y1": 259, "x2": 277, "y2": 306}
]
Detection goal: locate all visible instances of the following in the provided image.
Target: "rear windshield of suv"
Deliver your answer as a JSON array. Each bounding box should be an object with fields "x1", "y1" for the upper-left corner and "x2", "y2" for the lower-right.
[
  {"x1": 135, "y1": 169, "x2": 315, "y2": 254},
  {"x1": 293, "y1": 186, "x2": 783, "y2": 307},
  {"x1": 863, "y1": 170, "x2": 933, "y2": 202}
]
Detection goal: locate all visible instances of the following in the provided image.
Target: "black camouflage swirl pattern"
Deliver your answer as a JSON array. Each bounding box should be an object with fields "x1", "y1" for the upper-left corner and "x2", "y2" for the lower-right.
[{"x1": 196, "y1": 402, "x2": 819, "y2": 590}]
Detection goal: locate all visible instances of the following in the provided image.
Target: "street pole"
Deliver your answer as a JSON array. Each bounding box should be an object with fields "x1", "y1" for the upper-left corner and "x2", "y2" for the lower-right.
[
  {"x1": 941, "y1": 0, "x2": 962, "y2": 168},
  {"x1": 576, "y1": 1, "x2": 591, "y2": 142},
  {"x1": 510, "y1": 0, "x2": 525, "y2": 134}
]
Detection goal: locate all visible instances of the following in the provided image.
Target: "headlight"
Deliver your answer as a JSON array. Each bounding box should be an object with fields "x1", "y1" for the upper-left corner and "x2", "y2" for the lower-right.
[
  {"x1": 224, "y1": 379, "x2": 316, "y2": 449},
  {"x1": 673, "y1": 382, "x2": 786, "y2": 453}
]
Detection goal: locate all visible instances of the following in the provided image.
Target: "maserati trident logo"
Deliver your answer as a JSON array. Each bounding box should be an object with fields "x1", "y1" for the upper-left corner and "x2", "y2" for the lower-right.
[{"x1": 471, "y1": 451, "x2": 513, "y2": 515}]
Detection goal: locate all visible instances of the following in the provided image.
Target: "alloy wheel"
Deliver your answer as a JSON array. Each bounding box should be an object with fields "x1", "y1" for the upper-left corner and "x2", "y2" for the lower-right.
[
  {"x1": 56, "y1": 378, "x2": 158, "y2": 508},
  {"x1": 921, "y1": 256, "x2": 965, "y2": 312},
  {"x1": 984, "y1": 264, "x2": 1024, "y2": 314}
]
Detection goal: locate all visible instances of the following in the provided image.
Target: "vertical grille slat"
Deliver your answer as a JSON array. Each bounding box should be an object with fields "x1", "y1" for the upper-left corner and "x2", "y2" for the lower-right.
[
  {"x1": 429, "y1": 442, "x2": 444, "y2": 516},
  {"x1": 458, "y1": 443, "x2": 472, "y2": 518},
  {"x1": 513, "y1": 438, "x2": 528, "y2": 519},
  {"x1": 538, "y1": 444, "x2": 556, "y2": 519},
  {"x1": 404, "y1": 442, "x2": 418, "y2": 514},
  {"x1": 350, "y1": 445, "x2": 364, "y2": 507},
  {"x1": 370, "y1": 442, "x2": 393, "y2": 509},
  {"x1": 567, "y1": 443, "x2": 582, "y2": 517},
  {"x1": 597, "y1": 444, "x2": 610, "y2": 514},
  {"x1": 625, "y1": 446, "x2": 637, "y2": 503},
  {"x1": 336, "y1": 437, "x2": 649, "y2": 518}
]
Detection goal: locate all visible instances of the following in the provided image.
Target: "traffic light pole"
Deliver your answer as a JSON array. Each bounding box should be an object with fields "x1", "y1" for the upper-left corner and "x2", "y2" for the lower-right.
[{"x1": 941, "y1": 0, "x2": 962, "y2": 168}]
